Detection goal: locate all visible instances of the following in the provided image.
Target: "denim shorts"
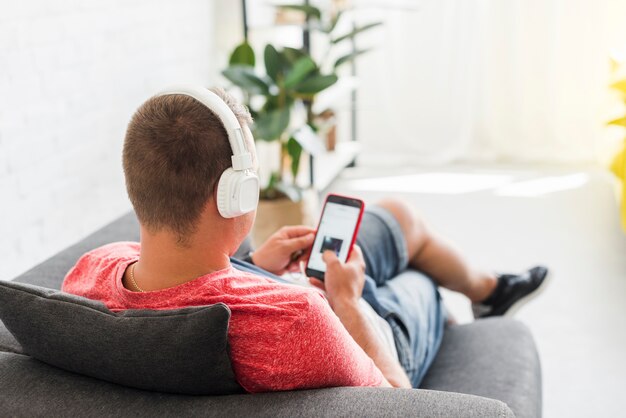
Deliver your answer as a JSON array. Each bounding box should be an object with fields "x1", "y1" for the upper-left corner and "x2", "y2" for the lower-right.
[
  {"x1": 356, "y1": 206, "x2": 446, "y2": 387},
  {"x1": 231, "y1": 205, "x2": 445, "y2": 388}
]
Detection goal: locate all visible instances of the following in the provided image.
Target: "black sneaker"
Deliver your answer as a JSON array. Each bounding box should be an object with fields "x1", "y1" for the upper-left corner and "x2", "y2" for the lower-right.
[{"x1": 472, "y1": 266, "x2": 550, "y2": 318}]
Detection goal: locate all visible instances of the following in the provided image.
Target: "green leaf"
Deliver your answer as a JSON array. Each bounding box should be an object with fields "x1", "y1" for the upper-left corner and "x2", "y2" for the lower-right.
[
  {"x1": 222, "y1": 66, "x2": 269, "y2": 95},
  {"x1": 264, "y1": 44, "x2": 281, "y2": 83},
  {"x1": 253, "y1": 107, "x2": 291, "y2": 141},
  {"x1": 331, "y1": 22, "x2": 383, "y2": 44},
  {"x1": 608, "y1": 117, "x2": 626, "y2": 128},
  {"x1": 333, "y1": 48, "x2": 372, "y2": 69},
  {"x1": 261, "y1": 172, "x2": 285, "y2": 200},
  {"x1": 284, "y1": 57, "x2": 317, "y2": 89},
  {"x1": 327, "y1": 11, "x2": 343, "y2": 34},
  {"x1": 262, "y1": 94, "x2": 294, "y2": 113},
  {"x1": 286, "y1": 137, "x2": 303, "y2": 179},
  {"x1": 282, "y1": 47, "x2": 306, "y2": 64},
  {"x1": 293, "y1": 74, "x2": 338, "y2": 95},
  {"x1": 276, "y1": 4, "x2": 322, "y2": 20},
  {"x1": 267, "y1": 172, "x2": 280, "y2": 191},
  {"x1": 229, "y1": 42, "x2": 255, "y2": 67}
]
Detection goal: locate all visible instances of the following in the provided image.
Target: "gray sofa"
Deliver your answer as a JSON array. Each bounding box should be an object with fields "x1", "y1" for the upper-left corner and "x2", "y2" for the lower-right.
[{"x1": 0, "y1": 212, "x2": 542, "y2": 417}]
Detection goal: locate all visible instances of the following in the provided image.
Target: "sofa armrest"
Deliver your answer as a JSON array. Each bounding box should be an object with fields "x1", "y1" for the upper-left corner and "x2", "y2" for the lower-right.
[
  {"x1": 422, "y1": 317, "x2": 541, "y2": 417},
  {"x1": 0, "y1": 351, "x2": 513, "y2": 417}
]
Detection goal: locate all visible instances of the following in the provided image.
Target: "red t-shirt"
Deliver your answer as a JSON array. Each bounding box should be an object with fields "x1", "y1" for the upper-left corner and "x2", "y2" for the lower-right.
[{"x1": 62, "y1": 242, "x2": 383, "y2": 393}]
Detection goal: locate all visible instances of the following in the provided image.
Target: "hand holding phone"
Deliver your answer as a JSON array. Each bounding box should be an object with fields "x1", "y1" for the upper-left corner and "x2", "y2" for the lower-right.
[
  {"x1": 308, "y1": 244, "x2": 366, "y2": 305},
  {"x1": 252, "y1": 225, "x2": 315, "y2": 275},
  {"x1": 305, "y1": 194, "x2": 365, "y2": 280}
]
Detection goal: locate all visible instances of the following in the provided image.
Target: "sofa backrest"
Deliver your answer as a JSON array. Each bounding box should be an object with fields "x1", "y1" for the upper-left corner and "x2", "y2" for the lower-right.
[{"x1": 13, "y1": 211, "x2": 141, "y2": 290}]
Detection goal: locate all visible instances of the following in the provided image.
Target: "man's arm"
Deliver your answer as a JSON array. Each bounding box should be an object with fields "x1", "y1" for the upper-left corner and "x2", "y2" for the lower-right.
[{"x1": 311, "y1": 248, "x2": 412, "y2": 388}]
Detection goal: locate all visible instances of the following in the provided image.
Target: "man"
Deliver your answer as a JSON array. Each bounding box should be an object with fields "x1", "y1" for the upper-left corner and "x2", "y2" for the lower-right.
[{"x1": 63, "y1": 87, "x2": 548, "y2": 392}]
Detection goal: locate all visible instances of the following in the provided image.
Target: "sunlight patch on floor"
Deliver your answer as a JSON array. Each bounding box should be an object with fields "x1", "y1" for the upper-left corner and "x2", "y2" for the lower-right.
[
  {"x1": 494, "y1": 173, "x2": 590, "y2": 197},
  {"x1": 345, "y1": 172, "x2": 513, "y2": 194},
  {"x1": 344, "y1": 171, "x2": 590, "y2": 197}
]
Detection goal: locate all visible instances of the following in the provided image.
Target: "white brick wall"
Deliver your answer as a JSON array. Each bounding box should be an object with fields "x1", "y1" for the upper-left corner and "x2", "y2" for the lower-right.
[{"x1": 0, "y1": 1, "x2": 217, "y2": 280}]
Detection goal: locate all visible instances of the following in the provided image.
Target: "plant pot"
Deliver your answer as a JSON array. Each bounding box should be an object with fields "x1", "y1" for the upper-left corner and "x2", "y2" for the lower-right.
[
  {"x1": 316, "y1": 110, "x2": 337, "y2": 151},
  {"x1": 252, "y1": 190, "x2": 319, "y2": 248}
]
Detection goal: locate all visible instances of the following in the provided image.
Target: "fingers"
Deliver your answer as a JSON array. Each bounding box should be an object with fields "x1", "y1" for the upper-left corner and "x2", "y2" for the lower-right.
[
  {"x1": 347, "y1": 245, "x2": 363, "y2": 262},
  {"x1": 346, "y1": 245, "x2": 366, "y2": 272},
  {"x1": 293, "y1": 249, "x2": 310, "y2": 265},
  {"x1": 280, "y1": 225, "x2": 316, "y2": 238},
  {"x1": 286, "y1": 260, "x2": 303, "y2": 273},
  {"x1": 308, "y1": 277, "x2": 326, "y2": 291},
  {"x1": 321, "y1": 246, "x2": 366, "y2": 277},
  {"x1": 284, "y1": 232, "x2": 315, "y2": 252}
]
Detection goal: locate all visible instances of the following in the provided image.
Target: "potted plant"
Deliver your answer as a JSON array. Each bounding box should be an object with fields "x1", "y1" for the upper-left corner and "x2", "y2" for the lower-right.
[
  {"x1": 222, "y1": 3, "x2": 381, "y2": 245},
  {"x1": 223, "y1": 43, "x2": 334, "y2": 245},
  {"x1": 270, "y1": 3, "x2": 383, "y2": 153}
]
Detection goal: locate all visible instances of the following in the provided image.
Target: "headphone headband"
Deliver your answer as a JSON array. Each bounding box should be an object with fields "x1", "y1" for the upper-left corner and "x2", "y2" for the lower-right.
[{"x1": 157, "y1": 85, "x2": 253, "y2": 171}]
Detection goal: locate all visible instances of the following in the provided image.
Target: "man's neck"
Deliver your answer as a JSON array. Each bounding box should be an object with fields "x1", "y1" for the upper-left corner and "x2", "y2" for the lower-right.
[{"x1": 128, "y1": 226, "x2": 233, "y2": 292}]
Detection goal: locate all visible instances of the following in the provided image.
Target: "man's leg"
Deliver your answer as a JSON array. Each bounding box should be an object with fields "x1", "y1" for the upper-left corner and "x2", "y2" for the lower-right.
[
  {"x1": 374, "y1": 198, "x2": 549, "y2": 318},
  {"x1": 374, "y1": 198, "x2": 497, "y2": 303},
  {"x1": 376, "y1": 271, "x2": 446, "y2": 387},
  {"x1": 355, "y1": 207, "x2": 445, "y2": 387}
]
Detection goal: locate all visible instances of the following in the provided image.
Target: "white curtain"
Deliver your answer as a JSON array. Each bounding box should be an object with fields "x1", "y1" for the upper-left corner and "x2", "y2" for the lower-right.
[{"x1": 352, "y1": 0, "x2": 626, "y2": 165}]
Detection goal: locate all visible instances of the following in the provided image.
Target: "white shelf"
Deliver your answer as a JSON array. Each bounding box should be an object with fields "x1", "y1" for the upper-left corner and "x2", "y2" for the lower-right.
[{"x1": 311, "y1": 142, "x2": 361, "y2": 191}]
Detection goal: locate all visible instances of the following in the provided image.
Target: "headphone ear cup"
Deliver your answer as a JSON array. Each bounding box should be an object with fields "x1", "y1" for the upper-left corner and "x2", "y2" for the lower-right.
[
  {"x1": 216, "y1": 168, "x2": 235, "y2": 218},
  {"x1": 216, "y1": 168, "x2": 259, "y2": 218}
]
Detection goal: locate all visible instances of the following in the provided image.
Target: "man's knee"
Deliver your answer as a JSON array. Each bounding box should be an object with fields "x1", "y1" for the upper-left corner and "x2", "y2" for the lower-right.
[{"x1": 375, "y1": 198, "x2": 429, "y2": 252}]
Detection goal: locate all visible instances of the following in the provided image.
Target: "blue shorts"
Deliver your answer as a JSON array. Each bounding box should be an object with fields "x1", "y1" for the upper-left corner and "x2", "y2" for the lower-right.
[
  {"x1": 356, "y1": 206, "x2": 445, "y2": 387},
  {"x1": 231, "y1": 205, "x2": 445, "y2": 388}
]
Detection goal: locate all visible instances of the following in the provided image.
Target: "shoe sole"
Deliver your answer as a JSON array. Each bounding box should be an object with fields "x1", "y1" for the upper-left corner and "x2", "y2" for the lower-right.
[{"x1": 503, "y1": 269, "x2": 552, "y2": 317}]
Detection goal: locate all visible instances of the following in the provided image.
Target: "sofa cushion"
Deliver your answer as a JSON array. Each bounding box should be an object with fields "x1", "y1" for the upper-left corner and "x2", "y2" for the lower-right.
[
  {"x1": 0, "y1": 321, "x2": 23, "y2": 354},
  {"x1": 420, "y1": 317, "x2": 542, "y2": 418},
  {"x1": 0, "y1": 280, "x2": 243, "y2": 395}
]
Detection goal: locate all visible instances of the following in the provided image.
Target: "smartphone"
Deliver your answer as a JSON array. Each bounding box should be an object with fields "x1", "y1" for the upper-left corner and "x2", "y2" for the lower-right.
[{"x1": 305, "y1": 194, "x2": 365, "y2": 280}]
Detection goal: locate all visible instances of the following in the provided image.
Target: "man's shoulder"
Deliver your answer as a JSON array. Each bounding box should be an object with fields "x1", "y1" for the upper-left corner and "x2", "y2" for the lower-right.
[
  {"x1": 81, "y1": 241, "x2": 140, "y2": 261},
  {"x1": 61, "y1": 242, "x2": 138, "y2": 295},
  {"x1": 69, "y1": 241, "x2": 139, "y2": 273}
]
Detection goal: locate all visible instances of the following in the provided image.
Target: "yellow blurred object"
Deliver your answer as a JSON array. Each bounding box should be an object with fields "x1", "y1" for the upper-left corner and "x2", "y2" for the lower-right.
[
  {"x1": 607, "y1": 56, "x2": 626, "y2": 232},
  {"x1": 610, "y1": 79, "x2": 626, "y2": 95},
  {"x1": 610, "y1": 57, "x2": 620, "y2": 74},
  {"x1": 610, "y1": 144, "x2": 626, "y2": 231}
]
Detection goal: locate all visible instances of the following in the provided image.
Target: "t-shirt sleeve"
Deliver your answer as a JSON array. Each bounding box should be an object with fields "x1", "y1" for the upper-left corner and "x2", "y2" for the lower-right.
[{"x1": 231, "y1": 291, "x2": 384, "y2": 393}]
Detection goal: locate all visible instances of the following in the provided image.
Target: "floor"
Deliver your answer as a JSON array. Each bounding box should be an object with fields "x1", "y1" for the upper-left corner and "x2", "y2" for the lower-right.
[{"x1": 327, "y1": 163, "x2": 626, "y2": 418}]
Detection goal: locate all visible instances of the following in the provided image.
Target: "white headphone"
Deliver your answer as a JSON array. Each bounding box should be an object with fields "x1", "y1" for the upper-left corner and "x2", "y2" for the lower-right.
[{"x1": 157, "y1": 85, "x2": 260, "y2": 218}]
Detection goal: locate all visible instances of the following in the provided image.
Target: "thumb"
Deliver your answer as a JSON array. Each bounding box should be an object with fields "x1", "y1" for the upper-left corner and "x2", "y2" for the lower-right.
[{"x1": 322, "y1": 250, "x2": 340, "y2": 266}]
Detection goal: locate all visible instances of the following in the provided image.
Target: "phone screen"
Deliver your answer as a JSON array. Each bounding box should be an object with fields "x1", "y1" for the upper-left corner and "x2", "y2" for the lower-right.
[{"x1": 307, "y1": 199, "x2": 363, "y2": 276}]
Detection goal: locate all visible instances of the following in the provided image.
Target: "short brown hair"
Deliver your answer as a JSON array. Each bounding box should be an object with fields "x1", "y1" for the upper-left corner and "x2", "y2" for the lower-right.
[{"x1": 123, "y1": 88, "x2": 252, "y2": 243}]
